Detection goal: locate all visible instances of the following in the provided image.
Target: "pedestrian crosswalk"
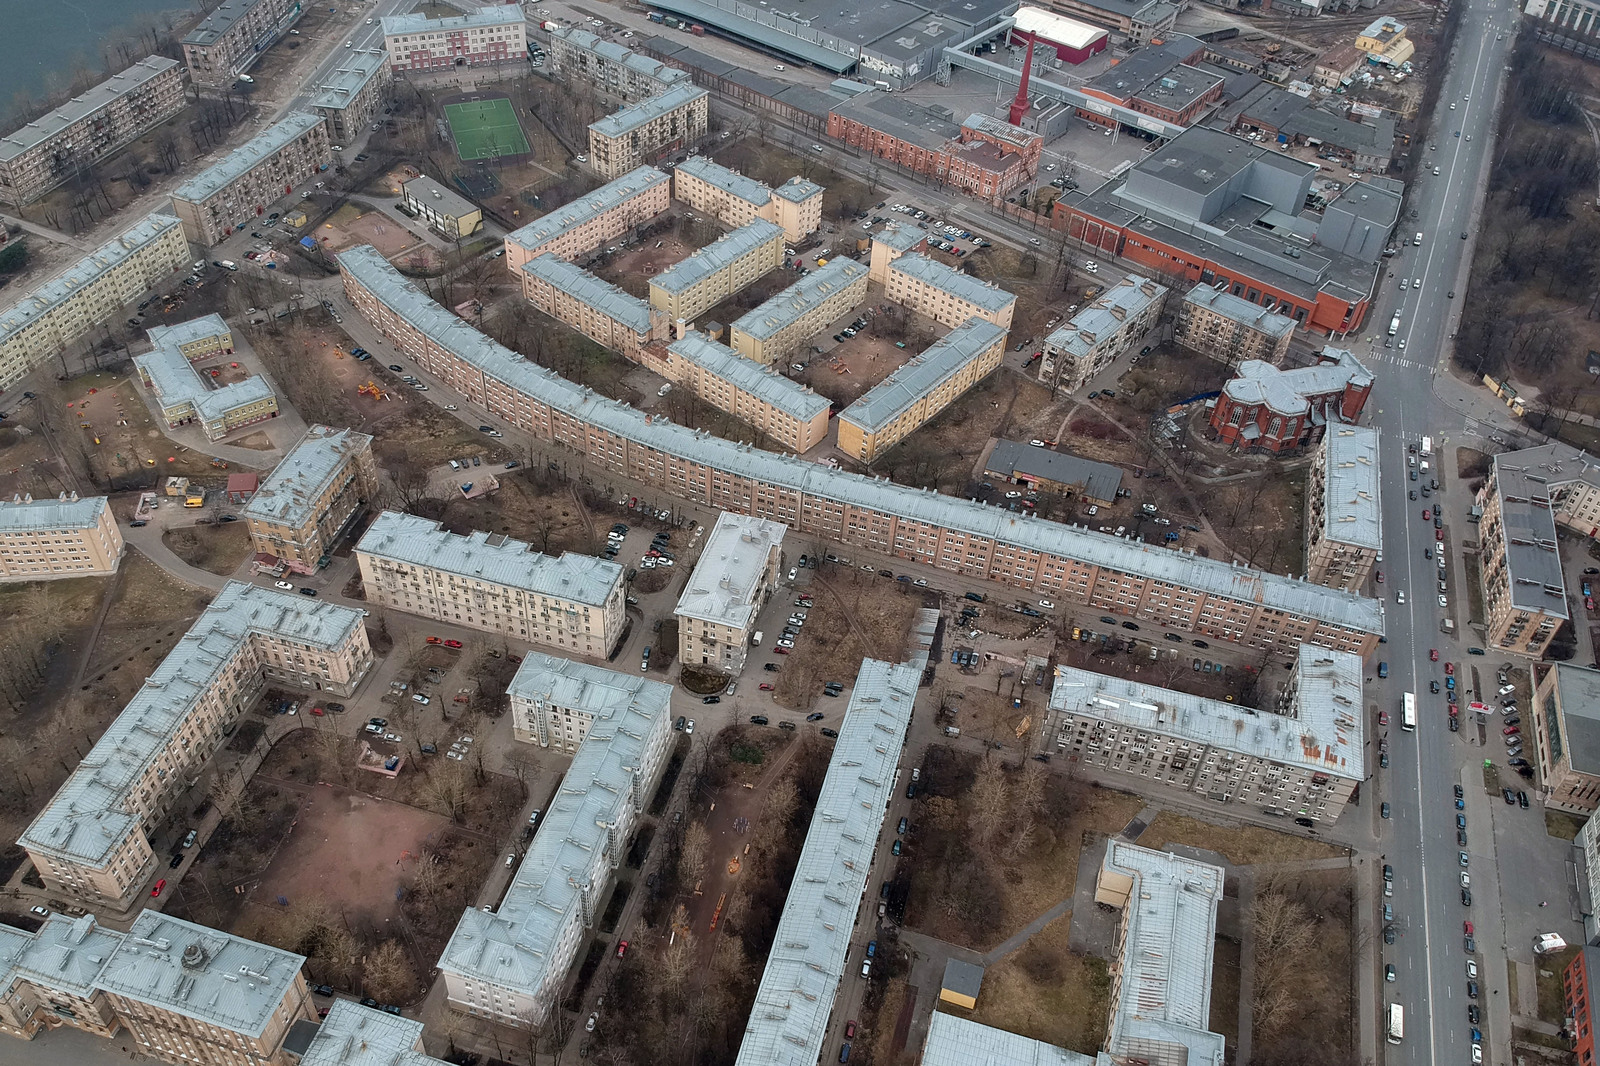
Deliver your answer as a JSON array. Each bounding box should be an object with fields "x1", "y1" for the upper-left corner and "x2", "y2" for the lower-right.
[{"x1": 1366, "y1": 352, "x2": 1430, "y2": 371}]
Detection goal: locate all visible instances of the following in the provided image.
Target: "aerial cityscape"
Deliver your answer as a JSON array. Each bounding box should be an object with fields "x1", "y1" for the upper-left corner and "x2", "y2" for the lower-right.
[{"x1": 0, "y1": 0, "x2": 1593, "y2": 1063}]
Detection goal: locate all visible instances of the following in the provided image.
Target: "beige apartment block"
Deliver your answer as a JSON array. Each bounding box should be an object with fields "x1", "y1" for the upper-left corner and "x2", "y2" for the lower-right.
[
  {"x1": 170, "y1": 112, "x2": 331, "y2": 246},
  {"x1": 546, "y1": 26, "x2": 692, "y2": 102},
  {"x1": 884, "y1": 254, "x2": 1016, "y2": 331},
  {"x1": 521, "y1": 254, "x2": 663, "y2": 362},
  {"x1": 837, "y1": 318, "x2": 1007, "y2": 463},
  {"x1": 664, "y1": 332, "x2": 831, "y2": 453},
  {"x1": 649, "y1": 219, "x2": 784, "y2": 322},
  {"x1": 357, "y1": 511, "x2": 626, "y2": 658},
  {"x1": 0, "y1": 493, "x2": 124, "y2": 581},
  {"x1": 1175, "y1": 282, "x2": 1297, "y2": 367},
  {"x1": 1039, "y1": 274, "x2": 1169, "y2": 393},
  {"x1": 244, "y1": 425, "x2": 377, "y2": 574},
  {"x1": 1477, "y1": 450, "x2": 1570, "y2": 656},
  {"x1": 676, "y1": 512, "x2": 787, "y2": 674},
  {"x1": 868, "y1": 224, "x2": 927, "y2": 285},
  {"x1": 1533, "y1": 663, "x2": 1600, "y2": 815},
  {"x1": 587, "y1": 84, "x2": 709, "y2": 180},
  {"x1": 401, "y1": 174, "x2": 482, "y2": 239},
  {"x1": 308, "y1": 48, "x2": 389, "y2": 143},
  {"x1": 729, "y1": 258, "x2": 870, "y2": 364},
  {"x1": 0, "y1": 213, "x2": 189, "y2": 391},
  {"x1": 673, "y1": 156, "x2": 778, "y2": 230},
  {"x1": 503, "y1": 167, "x2": 670, "y2": 271},
  {"x1": 181, "y1": 0, "x2": 306, "y2": 86},
  {"x1": 0, "y1": 57, "x2": 185, "y2": 207},
  {"x1": 1305, "y1": 426, "x2": 1381, "y2": 593},
  {"x1": 19, "y1": 583, "x2": 372, "y2": 909},
  {"x1": 769, "y1": 178, "x2": 824, "y2": 243}
]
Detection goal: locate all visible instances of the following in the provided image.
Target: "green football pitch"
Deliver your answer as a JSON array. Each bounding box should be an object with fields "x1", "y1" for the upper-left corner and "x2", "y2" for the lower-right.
[{"x1": 443, "y1": 98, "x2": 531, "y2": 161}]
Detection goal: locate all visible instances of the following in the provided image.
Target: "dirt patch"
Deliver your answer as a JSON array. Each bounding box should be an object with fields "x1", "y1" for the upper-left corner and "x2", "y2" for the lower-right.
[
  {"x1": 866, "y1": 372, "x2": 1060, "y2": 490},
  {"x1": 1210, "y1": 935, "x2": 1242, "y2": 1055},
  {"x1": 1137, "y1": 811, "x2": 1346, "y2": 866},
  {"x1": 162, "y1": 522, "x2": 252, "y2": 575},
  {"x1": 956, "y1": 912, "x2": 1111, "y2": 1054},
  {"x1": 313, "y1": 205, "x2": 428, "y2": 260},
  {"x1": 772, "y1": 568, "x2": 923, "y2": 710},
  {"x1": 1248, "y1": 867, "x2": 1355, "y2": 1066}
]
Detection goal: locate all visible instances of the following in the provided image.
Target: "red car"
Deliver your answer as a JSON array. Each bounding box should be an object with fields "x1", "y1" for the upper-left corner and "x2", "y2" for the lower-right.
[
  {"x1": 1436, "y1": 529, "x2": 1445, "y2": 541},
  {"x1": 1464, "y1": 920, "x2": 1474, "y2": 935},
  {"x1": 1376, "y1": 570, "x2": 1384, "y2": 583},
  {"x1": 1589, "y1": 597, "x2": 1596, "y2": 612},
  {"x1": 845, "y1": 1021, "x2": 858, "y2": 1038},
  {"x1": 1445, "y1": 662, "x2": 1455, "y2": 676},
  {"x1": 444, "y1": 639, "x2": 463, "y2": 649},
  {"x1": 311, "y1": 705, "x2": 325, "y2": 716},
  {"x1": 1504, "y1": 725, "x2": 1521, "y2": 736},
  {"x1": 1422, "y1": 508, "x2": 1430, "y2": 519},
  {"x1": 759, "y1": 683, "x2": 775, "y2": 690},
  {"x1": 151, "y1": 879, "x2": 167, "y2": 898},
  {"x1": 617, "y1": 940, "x2": 629, "y2": 958},
  {"x1": 775, "y1": 646, "x2": 791, "y2": 655},
  {"x1": 426, "y1": 636, "x2": 443, "y2": 645},
  {"x1": 1429, "y1": 649, "x2": 1438, "y2": 661},
  {"x1": 1378, "y1": 711, "x2": 1390, "y2": 726}
]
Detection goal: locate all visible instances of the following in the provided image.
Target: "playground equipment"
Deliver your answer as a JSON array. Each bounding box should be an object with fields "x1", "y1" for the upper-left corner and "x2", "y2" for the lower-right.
[{"x1": 357, "y1": 381, "x2": 389, "y2": 400}]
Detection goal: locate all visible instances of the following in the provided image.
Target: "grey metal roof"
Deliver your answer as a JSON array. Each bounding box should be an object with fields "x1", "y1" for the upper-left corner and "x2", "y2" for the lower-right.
[
  {"x1": 1221, "y1": 347, "x2": 1371, "y2": 416},
  {"x1": 1319, "y1": 426, "x2": 1381, "y2": 551},
  {"x1": 505, "y1": 167, "x2": 669, "y2": 253},
  {"x1": 771, "y1": 176, "x2": 823, "y2": 204},
  {"x1": 1101, "y1": 841, "x2": 1226, "y2": 1066},
  {"x1": 889, "y1": 253, "x2": 1017, "y2": 315},
  {"x1": 941, "y1": 958, "x2": 985, "y2": 999},
  {"x1": 439, "y1": 655, "x2": 671, "y2": 994},
  {"x1": 357, "y1": 511, "x2": 622, "y2": 607},
  {"x1": 300, "y1": 1001, "x2": 448, "y2": 1066},
  {"x1": 0, "y1": 58, "x2": 179, "y2": 163},
  {"x1": 1049, "y1": 643, "x2": 1364, "y2": 779},
  {"x1": 172, "y1": 112, "x2": 326, "y2": 204},
  {"x1": 873, "y1": 223, "x2": 926, "y2": 253},
  {"x1": 404, "y1": 174, "x2": 476, "y2": 221},
  {"x1": 135, "y1": 343, "x2": 276, "y2": 424},
  {"x1": 920, "y1": 1013, "x2": 1098, "y2": 1066},
  {"x1": 0, "y1": 492, "x2": 108, "y2": 532},
  {"x1": 651, "y1": 219, "x2": 784, "y2": 295},
  {"x1": 308, "y1": 50, "x2": 388, "y2": 114},
  {"x1": 1490, "y1": 450, "x2": 1573, "y2": 618},
  {"x1": 96, "y1": 911, "x2": 306, "y2": 1039},
  {"x1": 146, "y1": 314, "x2": 230, "y2": 351},
  {"x1": 243, "y1": 424, "x2": 373, "y2": 529},
  {"x1": 0, "y1": 213, "x2": 183, "y2": 345},
  {"x1": 336, "y1": 244, "x2": 1385, "y2": 636},
  {"x1": 1547, "y1": 664, "x2": 1600, "y2": 775},
  {"x1": 1043, "y1": 274, "x2": 1168, "y2": 360},
  {"x1": 6, "y1": 914, "x2": 125, "y2": 998},
  {"x1": 840, "y1": 318, "x2": 1005, "y2": 433},
  {"x1": 590, "y1": 83, "x2": 708, "y2": 139},
  {"x1": 674, "y1": 155, "x2": 773, "y2": 208},
  {"x1": 183, "y1": 0, "x2": 280, "y2": 45},
  {"x1": 1180, "y1": 283, "x2": 1296, "y2": 340},
  {"x1": 674, "y1": 511, "x2": 788, "y2": 629},
  {"x1": 382, "y1": 5, "x2": 525, "y2": 35},
  {"x1": 20, "y1": 582, "x2": 366, "y2": 866},
  {"x1": 731, "y1": 257, "x2": 869, "y2": 341},
  {"x1": 984, "y1": 440, "x2": 1123, "y2": 502},
  {"x1": 549, "y1": 26, "x2": 693, "y2": 91},
  {"x1": 668, "y1": 333, "x2": 830, "y2": 423},
  {"x1": 734, "y1": 658, "x2": 920, "y2": 1066},
  {"x1": 523, "y1": 254, "x2": 652, "y2": 334}
]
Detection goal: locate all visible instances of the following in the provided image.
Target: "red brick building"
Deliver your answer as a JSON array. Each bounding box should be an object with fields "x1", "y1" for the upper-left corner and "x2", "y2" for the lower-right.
[
  {"x1": 1208, "y1": 347, "x2": 1373, "y2": 454},
  {"x1": 1566, "y1": 946, "x2": 1599, "y2": 1066},
  {"x1": 1079, "y1": 37, "x2": 1223, "y2": 129},
  {"x1": 827, "y1": 97, "x2": 1040, "y2": 198}
]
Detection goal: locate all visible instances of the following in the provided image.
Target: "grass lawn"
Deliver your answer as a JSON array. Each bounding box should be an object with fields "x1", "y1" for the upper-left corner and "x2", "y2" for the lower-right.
[
  {"x1": 444, "y1": 98, "x2": 530, "y2": 161},
  {"x1": 1536, "y1": 946, "x2": 1578, "y2": 1024},
  {"x1": 959, "y1": 913, "x2": 1111, "y2": 1054},
  {"x1": 1546, "y1": 809, "x2": 1586, "y2": 841},
  {"x1": 162, "y1": 523, "x2": 253, "y2": 576},
  {"x1": 1136, "y1": 811, "x2": 1346, "y2": 866}
]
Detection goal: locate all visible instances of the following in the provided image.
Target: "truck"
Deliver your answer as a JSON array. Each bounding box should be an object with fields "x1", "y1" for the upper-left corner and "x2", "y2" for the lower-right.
[
  {"x1": 648, "y1": 10, "x2": 664, "y2": 21},
  {"x1": 751, "y1": 630, "x2": 764, "y2": 647},
  {"x1": 1388, "y1": 313, "x2": 1400, "y2": 336},
  {"x1": 1420, "y1": 435, "x2": 1433, "y2": 457},
  {"x1": 943, "y1": 726, "x2": 961, "y2": 737},
  {"x1": 690, "y1": 23, "x2": 705, "y2": 34},
  {"x1": 1534, "y1": 933, "x2": 1568, "y2": 954},
  {"x1": 540, "y1": 19, "x2": 561, "y2": 30},
  {"x1": 663, "y1": 15, "x2": 680, "y2": 27}
]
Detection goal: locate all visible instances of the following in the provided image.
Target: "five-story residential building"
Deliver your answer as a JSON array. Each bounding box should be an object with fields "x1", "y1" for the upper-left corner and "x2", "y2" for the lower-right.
[
  {"x1": 1477, "y1": 450, "x2": 1572, "y2": 656},
  {"x1": 587, "y1": 84, "x2": 709, "y2": 179},
  {"x1": 1037, "y1": 274, "x2": 1169, "y2": 393},
  {"x1": 169, "y1": 113, "x2": 331, "y2": 246},
  {"x1": 503, "y1": 167, "x2": 669, "y2": 271},
  {"x1": 243, "y1": 425, "x2": 377, "y2": 573},
  {"x1": 664, "y1": 332, "x2": 831, "y2": 453},
  {"x1": 729, "y1": 258, "x2": 869, "y2": 364},
  {"x1": 884, "y1": 254, "x2": 1016, "y2": 331},
  {"x1": 1175, "y1": 282, "x2": 1297, "y2": 367},
  {"x1": 675, "y1": 512, "x2": 787, "y2": 674},
  {"x1": 648, "y1": 219, "x2": 784, "y2": 322},
  {"x1": 1305, "y1": 426, "x2": 1381, "y2": 593},
  {"x1": 181, "y1": 0, "x2": 306, "y2": 87},
  {"x1": 0, "y1": 493, "x2": 124, "y2": 581},
  {"x1": 382, "y1": 6, "x2": 527, "y2": 72}
]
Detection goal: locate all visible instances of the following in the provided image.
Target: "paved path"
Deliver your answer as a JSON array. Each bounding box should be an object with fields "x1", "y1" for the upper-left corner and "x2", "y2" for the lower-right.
[{"x1": 124, "y1": 537, "x2": 230, "y2": 594}]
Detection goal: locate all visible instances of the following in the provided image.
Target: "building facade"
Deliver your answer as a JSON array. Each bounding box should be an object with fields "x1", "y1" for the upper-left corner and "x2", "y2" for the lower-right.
[
  {"x1": 885, "y1": 254, "x2": 1017, "y2": 331},
  {"x1": 729, "y1": 257, "x2": 870, "y2": 364},
  {"x1": 1564, "y1": 946, "x2": 1600, "y2": 1066},
  {"x1": 181, "y1": 0, "x2": 306, "y2": 86},
  {"x1": 0, "y1": 493, "x2": 124, "y2": 581},
  {"x1": 308, "y1": 49, "x2": 390, "y2": 143},
  {"x1": 1038, "y1": 274, "x2": 1169, "y2": 392},
  {"x1": 356, "y1": 511, "x2": 626, "y2": 659},
  {"x1": 337, "y1": 243, "x2": 1385, "y2": 658},
  {"x1": 587, "y1": 84, "x2": 709, "y2": 180},
  {"x1": 381, "y1": 7, "x2": 528, "y2": 72},
  {"x1": 0, "y1": 57, "x2": 185, "y2": 207},
  {"x1": 826, "y1": 99, "x2": 1040, "y2": 198},
  {"x1": 19, "y1": 583, "x2": 372, "y2": 909},
  {"x1": 1306, "y1": 426, "x2": 1381, "y2": 593},
  {"x1": 401, "y1": 174, "x2": 482, "y2": 239},
  {"x1": 869, "y1": 224, "x2": 928, "y2": 285},
  {"x1": 664, "y1": 333, "x2": 831, "y2": 453},
  {"x1": 521, "y1": 254, "x2": 661, "y2": 361},
  {"x1": 675, "y1": 512, "x2": 786, "y2": 674},
  {"x1": 769, "y1": 177, "x2": 824, "y2": 243},
  {"x1": 1208, "y1": 347, "x2": 1374, "y2": 454},
  {"x1": 1477, "y1": 451, "x2": 1572, "y2": 656},
  {"x1": 1533, "y1": 664, "x2": 1600, "y2": 814},
  {"x1": 243, "y1": 425, "x2": 377, "y2": 573},
  {"x1": 838, "y1": 318, "x2": 1007, "y2": 462},
  {"x1": 503, "y1": 166, "x2": 670, "y2": 271},
  {"x1": 0, "y1": 212, "x2": 189, "y2": 391},
  {"x1": 649, "y1": 218, "x2": 784, "y2": 321},
  {"x1": 134, "y1": 344, "x2": 279, "y2": 441},
  {"x1": 169, "y1": 112, "x2": 331, "y2": 246},
  {"x1": 146, "y1": 315, "x2": 233, "y2": 363},
  {"x1": 546, "y1": 26, "x2": 692, "y2": 102},
  {"x1": 1175, "y1": 282, "x2": 1297, "y2": 367},
  {"x1": 669, "y1": 158, "x2": 821, "y2": 242}
]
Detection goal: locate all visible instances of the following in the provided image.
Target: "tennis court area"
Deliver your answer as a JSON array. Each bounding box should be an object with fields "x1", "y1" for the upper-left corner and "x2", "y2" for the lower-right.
[{"x1": 444, "y1": 97, "x2": 531, "y2": 161}]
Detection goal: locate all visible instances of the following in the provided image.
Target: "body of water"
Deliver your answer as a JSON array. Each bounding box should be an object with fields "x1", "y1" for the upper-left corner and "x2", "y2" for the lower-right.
[{"x1": 0, "y1": 0, "x2": 195, "y2": 121}]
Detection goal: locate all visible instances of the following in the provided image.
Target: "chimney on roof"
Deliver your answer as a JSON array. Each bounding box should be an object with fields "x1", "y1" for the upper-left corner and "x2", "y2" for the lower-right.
[{"x1": 1009, "y1": 36, "x2": 1034, "y2": 127}]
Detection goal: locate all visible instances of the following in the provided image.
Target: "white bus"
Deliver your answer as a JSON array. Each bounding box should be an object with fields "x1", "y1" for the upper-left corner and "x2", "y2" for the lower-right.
[
  {"x1": 1421, "y1": 436, "x2": 1433, "y2": 457},
  {"x1": 1401, "y1": 692, "x2": 1416, "y2": 732},
  {"x1": 1386, "y1": 1003, "x2": 1404, "y2": 1044}
]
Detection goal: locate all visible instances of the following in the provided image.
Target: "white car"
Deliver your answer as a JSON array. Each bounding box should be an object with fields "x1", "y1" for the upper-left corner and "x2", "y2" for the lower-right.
[
  {"x1": 1467, "y1": 959, "x2": 1479, "y2": 978},
  {"x1": 384, "y1": 732, "x2": 402, "y2": 743},
  {"x1": 446, "y1": 750, "x2": 464, "y2": 761},
  {"x1": 1039, "y1": 600, "x2": 1054, "y2": 609},
  {"x1": 275, "y1": 581, "x2": 294, "y2": 590},
  {"x1": 1029, "y1": 439, "x2": 1047, "y2": 447},
  {"x1": 443, "y1": 404, "x2": 457, "y2": 411},
  {"x1": 788, "y1": 567, "x2": 798, "y2": 580},
  {"x1": 586, "y1": 1012, "x2": 598, "y2": 1033},
  {"x1": 1397, "y1": 590, "x2": 1406, "y2": 604},
  {"x1": 1439, "y1": 595, "x2": 1449, "y2": 608},
  {"x1": 685, "y1": 719, "x2": 695, "y2": 735},
  {"x1": 776, "y1": 638, "x2": 796, "y2": 649}
]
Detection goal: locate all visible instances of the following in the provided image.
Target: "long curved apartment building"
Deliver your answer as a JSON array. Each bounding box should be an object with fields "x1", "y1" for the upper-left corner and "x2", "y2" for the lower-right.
[{"x1": 336, "y1": 244, "x2": 1383, "y2": 656}]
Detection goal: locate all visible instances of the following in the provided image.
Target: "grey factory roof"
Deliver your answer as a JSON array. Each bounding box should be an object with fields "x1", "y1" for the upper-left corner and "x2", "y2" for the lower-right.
[
  {"x1": 1101, "y1": 841, "x2": 1226, "y2": 1066},
  {"x1": 1181, "y1": 282, "x2": 1296, "y2": 340},
  {"x1": 357, "y1": 511, "x2": 622, "y2": 608},
  {"x1": 0, "y1": 213, "x2": 183, "y2": 346},
  {"x1": 135, "y1": 344, "x2": 275, "y2": 424},
  {"x1": 146, "y1": 314, "x2": 230, "y2": 350},
  {"x1": 183, "y1": 0, "x2": 280, "y2": 45},
  {"x1": 731, "y1": 257, "x2": 869, "y2": 341},
  {"x1": 524, "y1": 255, "x2": 653, "y2": 334},
  {"x1": 674, "y1": 154, "x2": 772, "y2": 208},
  {"x1": 439, "y1": 655, "x2": 670, "y2": 992},
  {"x1": 172, "y1": 112, "x2": 326, "y2": 204},
  {"x1": 1044, "y1": 274, "x2": 1168, "y2": 359},
  {"x1": 873, "y1": 222, "x2": 926, "y2": 254},
  {"x1": 772, "y1": 176, "x2": 824, "y2": 204},
  {"x1": 1049, "y1": 643, "x2": 1364, "y2": 779},
  {"x1": 1489, "y1": 450, "x2": 1573, "y2": 618},
  {"x1": 984, "y1": 439, "x2": 1123, "y2": 502},
  {"x1": 96, "y1": 911, "x2": 306, "y2": 1039},
  {"x1": 1319, "y1": 426, "x2": 1381, "y2": 551},
  {"x1": 668, "y1": 333, "x2": 830, "y2": 423},
  {"x1": 1546, "y1": 664, "x2": 1600, "y2": 776},
  {"x1": 829, "y1": 91, "x2": 964, "y2": 152},
  {"x1": 301, "y1": 1001, "x2": 448, "y2": 1065},
  {"x1": 403, "y1": 174, "x2": 477, "y2": 220},
  {"x1": 307, "y1": 49, "x2": 388, "y2": 113},
  {"x1": 1286, "y1": 107, "x2": 1395, "y2": 154},
  {"x1": 589, "y1": 83, "x2": 708, "y2": 139},
  {"x1": 1221, "y1": 347, "x2": 1372, "y2": 416},
  {"x1": 336, "y1": 244, "x2": 1386, "y2": 637},
  {"x1": 889, "y1": 253, "x2": 1017, "y2": 314},
  {"x1": 20, "y1": 582, "x2": 365, "y2": 867},
  {"x1": 920, "y1": 1013, "x2": 1097, "y2": 1066},
  {"x1": 243, "y1": 424, "x2": 373, "y2": 529},
  {"x1": 675, "y1": 511, "x2": 789, "y2": 629},
  {"x1": 639, "y1": 0, "x2": 859, "y2": 70},
  {"x1": 0, "y1": 492, "x2": 108, "y2": 532},
  {"x1": 840, "y1": 318, "x2": 1006, "y2": 433},
  {"x1": 549, "y1": 26, "x2": 691, "y2": 88},
  {"x1": 505, "y1": 166, "x2": 669, "y2": 252},
  {"x1": 0, "y1": 57, "x2": 180, "y2": 163},
  {"x1": 734, "y1": 658, "x2": 920, "y2": 1066},
  {"x1": 651, "y1": 219, "x2": 784, "y2": 295},
  {"x1": 382, "y1": 5, "x2": 525, "y2": 36}
]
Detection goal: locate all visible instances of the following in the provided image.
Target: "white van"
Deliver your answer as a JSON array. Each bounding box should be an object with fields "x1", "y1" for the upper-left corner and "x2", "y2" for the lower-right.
[{"x1": 449, "y1": 460, "x2": 461, "y2": 470}]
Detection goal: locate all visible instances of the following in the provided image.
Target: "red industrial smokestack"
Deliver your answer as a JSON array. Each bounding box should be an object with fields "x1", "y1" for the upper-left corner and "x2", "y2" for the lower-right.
[{"x1": 1009, "y1": 36, "x2": 1034, "y2": 126}]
